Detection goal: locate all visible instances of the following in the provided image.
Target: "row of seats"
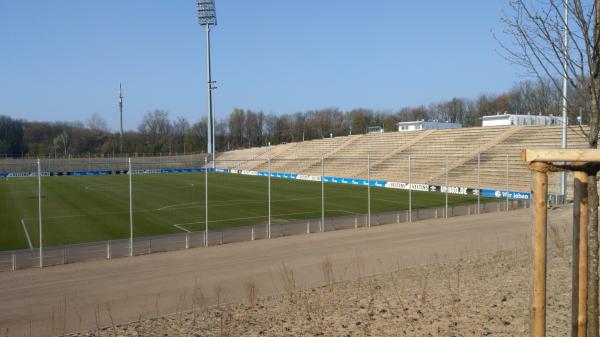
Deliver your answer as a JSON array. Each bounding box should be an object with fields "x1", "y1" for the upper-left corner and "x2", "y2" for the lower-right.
[
  {"x1": 0, "y1": 154, "x2": 207, "y2": 173},
  {"x1": 214, "y1": 125, "x2": 591, "y2": 195},
  {"x1": 5, "y1": 125, "x2": 587, "y2": 196}
]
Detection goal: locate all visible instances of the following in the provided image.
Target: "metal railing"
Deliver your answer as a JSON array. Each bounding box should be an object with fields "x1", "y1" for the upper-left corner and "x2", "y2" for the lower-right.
[
  {"x1": 0, "y1": 199, "x2": 529, "y2": 272},
  {"x1": 0, "y1": 154, "x2": 538, "y2": 272}
]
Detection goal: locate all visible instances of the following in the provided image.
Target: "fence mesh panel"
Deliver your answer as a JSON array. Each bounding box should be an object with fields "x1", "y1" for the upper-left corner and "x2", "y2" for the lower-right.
[{"x1": 0, "y1": 155, "x2": 533, "y2": 272}]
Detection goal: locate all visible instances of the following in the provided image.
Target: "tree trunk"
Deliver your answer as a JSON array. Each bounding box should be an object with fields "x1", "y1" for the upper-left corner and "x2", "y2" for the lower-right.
[
  {"x1": 588, "y1": 3, "x2": 600, "y2": 333},
  {"x1": 586, "y1": 86, "x2": 599, "y2": 337}
]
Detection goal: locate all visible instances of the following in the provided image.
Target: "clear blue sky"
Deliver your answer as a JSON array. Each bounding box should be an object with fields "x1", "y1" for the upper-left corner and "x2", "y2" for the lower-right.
[{"x1": 0, "y1": 1, "x2": 522, "y2": 131}]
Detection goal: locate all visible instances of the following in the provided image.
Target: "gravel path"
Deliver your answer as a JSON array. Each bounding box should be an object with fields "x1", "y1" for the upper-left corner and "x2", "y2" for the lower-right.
[{"x1": 0, "y1": 207, "x2": 570, "y2": 336}]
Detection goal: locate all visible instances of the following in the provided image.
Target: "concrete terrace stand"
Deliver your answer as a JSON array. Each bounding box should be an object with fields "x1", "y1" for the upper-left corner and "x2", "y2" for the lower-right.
[{"x1": 521, "y1": 149, "x2": 600, "y2": 337}]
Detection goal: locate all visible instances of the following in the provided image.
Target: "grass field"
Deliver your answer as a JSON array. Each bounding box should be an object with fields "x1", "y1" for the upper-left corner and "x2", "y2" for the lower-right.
[{"x1": 0, "y1": 172, "x2": 480, "y2": 251}]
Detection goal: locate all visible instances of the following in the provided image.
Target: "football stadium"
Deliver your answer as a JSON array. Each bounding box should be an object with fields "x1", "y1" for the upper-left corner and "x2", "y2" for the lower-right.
[
  {"x1": 4, "y1": 1, "x2": 600, "y2": 336},
  {"x1": 0, "y1": 124, "x2": 583, "y2": 268}
]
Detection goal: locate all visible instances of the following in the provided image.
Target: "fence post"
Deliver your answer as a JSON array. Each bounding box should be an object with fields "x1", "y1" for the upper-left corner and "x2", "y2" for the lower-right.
[
  {"x1": 477, "y1": 152, "x2": 481, "y2": 215},
  {"x1": 252, "y1": 226, "x2": 255, "y2": 240},
  {"x1": 321, "y1": 157, "x2": 325, "y2": 233},
  {"x1": 445, "y1": 155, "x2": 449, "y2": 218},
  {"x1": 129, "y1": 158, "x2": 133, "y2": 257},
  {"x1": 408, "y1": 154, "x2": 412, "y2": 222},
  {"x1": 306, "y1": 221, "x2": 310, "y2": 234},
  {"x1": 355, "y1": 215, "x2": 358, "y2": 228},
  {"x1": 506, "y1": 154, "x2": 510, "y2": 211},
  {"x1": 38, "y1": 158, "x2": 43, "y2": 269},
  {"x1": 185, "y1": 233, "x2": 189, "y2": 249},
  {"x1": 12, "y1": 252, "x2": 16, "y2": 271},
  {"x1": 268, "y1": 144, "x2": 272, "y2": 239},
  {"x1": 396, "y1": 213, "x2": 399, "y2": 224},
  {"x1": 106, "y1": 241, "x2": 111, "y2": 260},
  {"x1": 220, "y1": 231, "x2": 223, "y2": 245},
  {"x1": 148, "y1": 239, "x2": 152, "y2": 254},
  {"x1": 573, "y1": 171, "x2": 588, "y2": 336},
  {"x1": 367, "y1": 155, "x2": 371, "y2": 228},
  {"x1": 204, "y1": 156, "x2": 209, "y2": 248}
]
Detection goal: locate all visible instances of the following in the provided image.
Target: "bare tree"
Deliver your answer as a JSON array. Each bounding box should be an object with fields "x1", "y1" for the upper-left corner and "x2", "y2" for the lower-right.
[
  {"x1": 228, "y1": 109, "x2": 245, "y2": 149},
  {"x1": 53, "y1": 131, "x2": 70, "y2": 157},
  {"x1": 138, "y1": 110, "x2": 173, "y2": 154},
  {"x1": 173, "y1": 117, "x2": 190, "y2": 154},
  {"x1": 245, "y1": 110, "x2": 264, "y2": 147},
  {"x1": 501, "y1": 0, "x2": 600, "y2": 334},
  {"x1": 87, "y1": 113, "x2": 109, "y2": 133},
  {"x1": 191, "y1": 118, "x2": 208, "y2": 153}
]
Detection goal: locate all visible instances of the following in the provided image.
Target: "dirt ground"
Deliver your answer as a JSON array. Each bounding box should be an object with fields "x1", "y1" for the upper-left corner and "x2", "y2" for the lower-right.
[
  {"x1": 72, "y1": 245, "x2": 573, "y2": 336},
  {"x1": 0, "y1": 207, "x2": 571, "y2": 337}
]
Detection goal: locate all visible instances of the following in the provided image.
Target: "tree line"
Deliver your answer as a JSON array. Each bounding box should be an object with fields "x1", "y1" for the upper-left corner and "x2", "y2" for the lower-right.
[{"x1": 0, "y1": 79, "x2": 580, "y2": 157}]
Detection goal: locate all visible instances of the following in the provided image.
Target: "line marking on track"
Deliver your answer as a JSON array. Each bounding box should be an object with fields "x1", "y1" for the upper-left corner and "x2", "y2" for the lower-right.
[
  {"x1": 20, "y1": 219, "x2": 33, "y2": 250},
  {"x1": 173, "y1": 224, "x2": 191, "y2": 233}
]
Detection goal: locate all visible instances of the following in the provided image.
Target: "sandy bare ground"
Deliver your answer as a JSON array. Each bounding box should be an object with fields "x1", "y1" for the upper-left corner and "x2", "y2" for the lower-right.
[
  {"x1": 74, "y1": 242, "x2": 573, "y2": 336},
  {"x1": 0, "y1": 207, "x2": 565, "y2": 337}
]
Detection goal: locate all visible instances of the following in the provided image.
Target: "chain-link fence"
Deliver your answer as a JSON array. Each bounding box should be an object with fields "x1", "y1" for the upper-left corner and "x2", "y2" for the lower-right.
[{"x1": 0, "y1": 154, "x2": 532, "y2": 272}]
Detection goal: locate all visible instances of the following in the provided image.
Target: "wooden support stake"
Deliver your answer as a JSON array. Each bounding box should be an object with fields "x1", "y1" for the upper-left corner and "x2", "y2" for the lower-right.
[
  {"x1": 575, "y1": 171, "x2": 588, "y2": 337},
  {"x1": 531, "y1": 163, "x2": 548, "y2": 337},
  {"x1": 572, "y1": 173, "x2": 582, "y2": 337},
  {"x1": 521, "y1": 149, "x2": 600, "y2": 163}
]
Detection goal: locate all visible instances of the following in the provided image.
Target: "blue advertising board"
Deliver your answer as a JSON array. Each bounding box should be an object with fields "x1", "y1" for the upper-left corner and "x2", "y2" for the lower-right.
[
  {"x1": 3, "y1": 165, "x2": 532, "y2": 201},
  {"x1": 480, "y1": 189, "x2": 531, "y2": 200}
]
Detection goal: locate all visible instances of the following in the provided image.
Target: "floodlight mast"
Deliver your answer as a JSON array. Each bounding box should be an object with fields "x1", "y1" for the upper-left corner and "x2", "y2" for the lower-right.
[
  {"x1": 119, "y1": 83, "x2": 124, "y2": 153},
  {"x1": 560, "y1": 0, "x2": 569, "y2": 202},
  {"x1": 197, "y1": 0, "x2": 217, "y2": 167}
]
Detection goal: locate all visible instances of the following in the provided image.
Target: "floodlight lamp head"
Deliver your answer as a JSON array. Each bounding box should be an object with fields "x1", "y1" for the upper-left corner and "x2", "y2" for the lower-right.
[{"x1": 197, "y1": 0, "x2": 217, "y2": 26}]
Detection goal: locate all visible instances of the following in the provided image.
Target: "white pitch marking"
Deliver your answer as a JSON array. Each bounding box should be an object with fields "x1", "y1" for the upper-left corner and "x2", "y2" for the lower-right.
[
  {"x1": 157, "y1": 196, "x2": 321, "y2": 212},
  {"x1": 20, "y1": 219, "x2": 33, "y2": 250},
  {"x1": 157, "y1": 202, "x2": 197, "y2": 211},
  {"x1": 169, "y1": 209, "x2": 356, "y2": 227},
  {"x1": 173, "y1": 224, "x2": 191, "y2": 233}
]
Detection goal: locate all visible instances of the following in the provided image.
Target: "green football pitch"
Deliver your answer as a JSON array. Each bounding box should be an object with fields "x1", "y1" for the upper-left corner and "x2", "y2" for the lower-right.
[{"x1": 0, "y1": 172, "x2": 479, "y2": 251}]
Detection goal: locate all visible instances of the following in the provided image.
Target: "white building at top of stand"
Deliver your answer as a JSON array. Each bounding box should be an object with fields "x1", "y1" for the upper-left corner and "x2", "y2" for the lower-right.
[
  {"x1": 482, "y1": 113, "x2": 563, "y2": 127},
  {"x1": 397, "y1": 120, "x2": 462, "y2": 132}
]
